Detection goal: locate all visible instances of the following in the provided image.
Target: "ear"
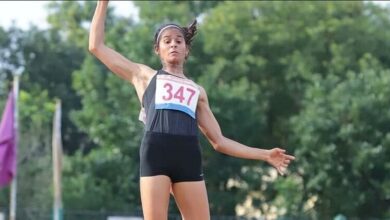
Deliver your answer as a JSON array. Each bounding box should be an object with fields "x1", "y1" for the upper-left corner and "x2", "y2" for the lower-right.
[{"x1": 154, "y1": 44, "x2": 159, "y2": 56}]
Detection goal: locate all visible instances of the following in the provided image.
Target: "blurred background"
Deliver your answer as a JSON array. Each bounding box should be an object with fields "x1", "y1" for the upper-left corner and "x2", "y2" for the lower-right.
[{"x1": 0, "y1": 1, "x2": 389, "y2": 220}]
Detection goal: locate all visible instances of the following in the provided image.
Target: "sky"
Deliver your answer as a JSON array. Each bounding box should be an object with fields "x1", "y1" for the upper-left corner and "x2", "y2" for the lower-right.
[
  {"x1": 0, "y1": 1, "x2": 137, "y2": 30},
  {"x1": 0, "y1": 1, "x2": 389, "y2": 30}
]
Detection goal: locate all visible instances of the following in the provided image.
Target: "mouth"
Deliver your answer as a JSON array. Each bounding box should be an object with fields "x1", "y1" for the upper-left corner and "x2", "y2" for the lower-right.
[{"x1": 169, "y1": 51, "x2": 179, "y2": 55}]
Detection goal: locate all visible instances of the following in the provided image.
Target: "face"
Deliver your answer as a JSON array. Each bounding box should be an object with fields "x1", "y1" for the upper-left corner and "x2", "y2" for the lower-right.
[{"x1": 155, "y1": 28, "x2": 189, "y2": 65}]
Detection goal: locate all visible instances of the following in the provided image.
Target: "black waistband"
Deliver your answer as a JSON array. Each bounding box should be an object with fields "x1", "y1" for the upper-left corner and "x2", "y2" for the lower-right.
[{"x1": 143, "y1": 131, "x2": 199, "y2": 146}]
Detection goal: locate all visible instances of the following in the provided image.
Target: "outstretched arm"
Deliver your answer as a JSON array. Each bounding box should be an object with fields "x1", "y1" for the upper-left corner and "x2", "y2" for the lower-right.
[
  {"x1": 89, "y1": 0, "x2": 155, "y2": 102},
  {"x1": 196, "y1": 87, "x2": 295, "y2": 175}
]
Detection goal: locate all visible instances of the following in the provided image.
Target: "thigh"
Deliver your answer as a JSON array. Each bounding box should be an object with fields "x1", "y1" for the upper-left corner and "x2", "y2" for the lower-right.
[
  {"x1": 140, "y1": 175, "x2": 171, "y2": 220},
  {"x1": 172, "y1": 181, "x2": 210, "y2": 220}
]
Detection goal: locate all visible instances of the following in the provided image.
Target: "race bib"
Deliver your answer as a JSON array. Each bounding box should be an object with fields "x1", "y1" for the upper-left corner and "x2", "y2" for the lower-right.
[{"x1": 155, "y1": 74, "x2": 200, "y2": 118}]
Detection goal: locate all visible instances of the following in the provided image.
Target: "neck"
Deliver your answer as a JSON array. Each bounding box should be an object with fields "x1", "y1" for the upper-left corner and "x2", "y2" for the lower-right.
[{"x1": 162, "y1": 63, "x2": 185, "y2": 77}]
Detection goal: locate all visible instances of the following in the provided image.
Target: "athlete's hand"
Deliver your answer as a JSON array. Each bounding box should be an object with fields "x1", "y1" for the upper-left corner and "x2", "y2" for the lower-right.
[{"x1": 266, "y1": 148, "x2": 295, "y2": 176}]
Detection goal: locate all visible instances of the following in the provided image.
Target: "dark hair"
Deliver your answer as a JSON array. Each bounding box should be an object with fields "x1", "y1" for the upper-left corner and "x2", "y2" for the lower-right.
[{"x1": 154, "y1": 20, "x2": 197, "y2": 47}]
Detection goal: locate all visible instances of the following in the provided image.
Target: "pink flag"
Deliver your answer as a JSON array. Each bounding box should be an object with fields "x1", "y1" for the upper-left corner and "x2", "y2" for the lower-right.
[{"x1": 0, "y1": 90, "x2": 16, "y2": 188}]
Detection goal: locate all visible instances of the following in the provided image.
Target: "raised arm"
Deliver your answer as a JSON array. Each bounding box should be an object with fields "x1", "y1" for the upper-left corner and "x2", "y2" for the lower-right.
[
  {"x1": 89, "y1": 1, "x2": 155, "y2": 101},
  {"x1": 196, "y1": 86, "x2": 295, "y2": 175}
]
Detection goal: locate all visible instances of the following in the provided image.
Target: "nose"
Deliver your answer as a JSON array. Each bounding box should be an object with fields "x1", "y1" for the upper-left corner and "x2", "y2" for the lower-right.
[{"x1": 170, "y1": 41, "x2": 178, "y2": 48}]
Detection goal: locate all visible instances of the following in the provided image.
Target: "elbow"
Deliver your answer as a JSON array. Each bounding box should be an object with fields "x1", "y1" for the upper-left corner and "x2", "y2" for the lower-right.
[
  {"x1": 88, "y1": 44, "x2": 104, "y2": 58},
  {"x1": 88, "y1": 44, "x2": 99, "y2": 54},
  {"x1": 211, "y1": 136, "x2": 225, "y2": 152},
  {"x1": 88, "y1": 39, "x2": 103, "y2": 55},
  {"x1": 213, "y1": 144, "x2": 222, "y2": 152}
]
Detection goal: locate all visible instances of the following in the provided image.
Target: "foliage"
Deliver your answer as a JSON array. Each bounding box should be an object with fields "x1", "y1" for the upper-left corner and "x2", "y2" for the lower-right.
[
  {"x1": 1, "y1": 1, "x2": 390, "y2": 219},
  {"x1": 290, "y1": 56, "x2": 390, "y2": 219}
]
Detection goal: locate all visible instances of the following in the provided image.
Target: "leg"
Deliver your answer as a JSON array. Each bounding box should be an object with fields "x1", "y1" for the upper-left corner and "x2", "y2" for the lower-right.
[
  {"x1": 140, "y1": 175, "x2": 171, "y2": 220},
  {"x1": 172, "y1": 181, "x2": 210, "y2": 220}
]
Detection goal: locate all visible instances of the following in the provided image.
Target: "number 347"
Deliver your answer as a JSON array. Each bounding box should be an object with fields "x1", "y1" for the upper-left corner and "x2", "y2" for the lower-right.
[{"x1": 162, "y1": 83, "x2": 196, "y2": 105}]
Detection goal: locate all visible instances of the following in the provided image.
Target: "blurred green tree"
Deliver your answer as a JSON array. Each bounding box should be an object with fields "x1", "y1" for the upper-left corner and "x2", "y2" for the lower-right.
[
  {"x1": 290, "y1": 55, "x2": 390, "y2": 219},
  {"x1": 1, "y1": 1, "x2": 390, "y2": 219}
]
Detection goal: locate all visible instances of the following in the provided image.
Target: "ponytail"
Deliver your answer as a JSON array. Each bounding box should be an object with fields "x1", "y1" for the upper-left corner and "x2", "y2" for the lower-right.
[{"x1": 181, "y1": 19, "x2": 197, "y2": 47}]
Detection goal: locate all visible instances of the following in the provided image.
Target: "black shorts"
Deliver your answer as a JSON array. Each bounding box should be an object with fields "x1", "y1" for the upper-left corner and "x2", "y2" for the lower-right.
[{"x1": 140, "y1": 131, "x2": 204, "y2": 183}]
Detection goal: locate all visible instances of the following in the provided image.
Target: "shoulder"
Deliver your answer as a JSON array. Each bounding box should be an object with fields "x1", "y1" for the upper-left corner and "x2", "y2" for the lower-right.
[
  {"x1": 197, "y1": 85, "x2": 206, "y2": 95},
  {"x1": 196, "y1": 84, "x2": 208, "y2": 103}
]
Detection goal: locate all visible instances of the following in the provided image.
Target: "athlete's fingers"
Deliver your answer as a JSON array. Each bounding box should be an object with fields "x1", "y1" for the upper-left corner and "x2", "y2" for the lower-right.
[
  {"x1": 277, "y1": 167, "x2": 285, "y2": 176},
  {"x1": 285, "y1": 155, "x2": 295, "y2": 160},
  {"x1": 276, "y1": 167, "x2": 282, "y2": 175}
]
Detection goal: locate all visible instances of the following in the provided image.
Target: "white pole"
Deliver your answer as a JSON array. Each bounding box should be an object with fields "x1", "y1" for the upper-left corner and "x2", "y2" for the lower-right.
[
  {"x1": 52, "y1": 99, "x2": 63, "y2": 220},
  {"x1": 9, "y1": 75, "x2": 20, "y2": 220}
]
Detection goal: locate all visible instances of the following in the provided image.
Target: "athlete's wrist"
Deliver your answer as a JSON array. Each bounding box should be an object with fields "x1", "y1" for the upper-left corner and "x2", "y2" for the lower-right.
[{"x1": 262, "y1": 149, "x2": 272, "y2": 163}]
